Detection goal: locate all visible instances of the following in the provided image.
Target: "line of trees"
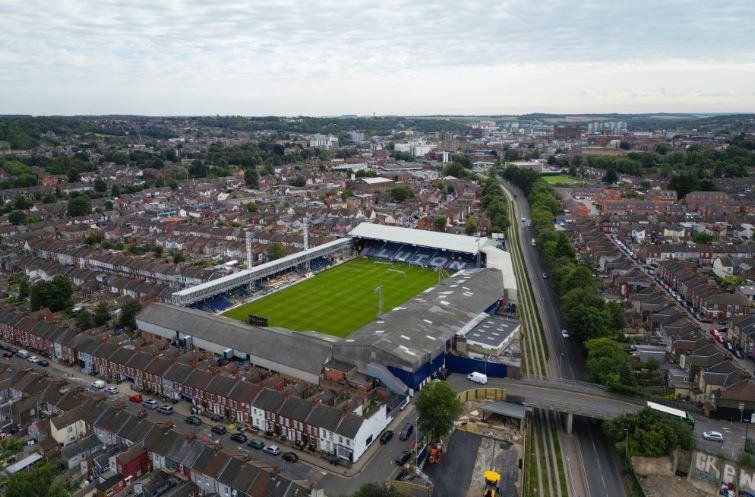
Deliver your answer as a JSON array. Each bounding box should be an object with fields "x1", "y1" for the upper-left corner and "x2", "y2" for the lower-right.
[
  {"x1": 501, "y1": 165, "x2": 637, "y2": 392},
  {"x1": 603, "y1": 407, "x2": 693, "y2": 458}
]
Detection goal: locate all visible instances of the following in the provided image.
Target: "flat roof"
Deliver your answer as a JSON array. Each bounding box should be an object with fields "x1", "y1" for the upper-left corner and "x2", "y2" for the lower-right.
[
  {"x1": 480, "y1": 401, "x2": 526, "y2": 420},
  {"x1": 349, "y1": 222, "x2": 496, "y2": 255},
  {"x1": 461, "y1": 315, "x2": 519, "y2": 350}
]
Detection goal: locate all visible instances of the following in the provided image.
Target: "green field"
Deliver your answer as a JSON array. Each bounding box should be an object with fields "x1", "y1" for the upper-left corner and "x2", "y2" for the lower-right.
[
  {"x1": 542, "y1": 174, "x2": 579, "y2": 184},
  {"x1": 222, "y1": 258, "x2": 439, "y2": 337}
]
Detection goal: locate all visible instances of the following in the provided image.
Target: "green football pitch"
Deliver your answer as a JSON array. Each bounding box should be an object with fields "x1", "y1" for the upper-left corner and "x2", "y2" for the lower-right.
[{"x1": 222, "y1": 258, "x2": 439, "y2": 337}]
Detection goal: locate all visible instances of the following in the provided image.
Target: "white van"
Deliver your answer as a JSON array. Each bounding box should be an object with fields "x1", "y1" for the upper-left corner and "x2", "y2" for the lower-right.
[
  {"x1": 467, "y1": 372, "x2": 488, "y2": 385},
  {"x1": 91, "y1": 380, "x2": 106, "y2": 389},
  {"x1": 16, "y1": 349, "x2": 30, "y2": 359}
]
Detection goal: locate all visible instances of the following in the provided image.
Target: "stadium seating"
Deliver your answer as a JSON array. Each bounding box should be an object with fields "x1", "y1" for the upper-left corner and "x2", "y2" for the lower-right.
[{"x1": 361, "y1": 242, "x2": 482, "y2": 271}]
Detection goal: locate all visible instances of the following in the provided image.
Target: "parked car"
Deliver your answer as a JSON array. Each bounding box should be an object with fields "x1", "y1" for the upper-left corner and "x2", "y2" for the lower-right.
[
  {"x1": 230, "y1": 433, "x2": 248, "y2": 443},
  {"x1": 734, "y1": 349, "x2": 745, "y2": 359},
  {"x1": 157, "y1": 404, "x2": 173, "y2": 415},
  {"x1": 263, "y1": 445, "x2": 280, "y2": 455},
  {"x1": 703, "y1": 431, "x2": 724, "y2": 442},
  {"x1": 395, "y1": 450, "x2": 412, "y2": 465},
  {"x1": 105, "y1": 386, "x2": 118, "y2": 395},
  {"x1": 282, "y1": 452, "x2": 298, "y2": 463},
  {"x1": 379, "y1": 430, "x2": 394, "y2": 444},
  {"x1": 560, "y1": 329, "x2": 570, "y2": 339},
  {"x1": 542, "y1": 272, "x2": 548, "y2": 279},
  {"x1": 467, "y1": 372, "x2": 488, "y2": 385},
  {"x1": 399, "y1": 423, "x2": 414, "y2": 441},
  {"x1": 27, "y1": 355, "x2": 39, "y2": 363},
  {"x1": 129, "y1": 393, "x2": 143, "y2": 403},
  {"x1": 185, "y1": 415, "x2": 202, "y2": 426},
  {"x1": 247, "y1": 438, "x2": 265, "y2": 450},
  {"x1": 38, "y1": 359, "x2": 49, "y2": 367},
  {"x1": 211, "y1": 425, "x2": 227, "y2": 435},
  {"x1": 142, "y1": 399, "x2": 159, "y2": 410},
  {"x1": 2, "y1": 351, "x2": 13, "y2": 358},
  {"x1": 724, "y1": 341, "x2": 734, "y2": 352}
]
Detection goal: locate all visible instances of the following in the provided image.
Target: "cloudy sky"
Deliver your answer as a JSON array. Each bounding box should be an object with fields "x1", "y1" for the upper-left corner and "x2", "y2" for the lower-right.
[{"x1": 2, "y1": 0, "x2": 755, "y2": 115}]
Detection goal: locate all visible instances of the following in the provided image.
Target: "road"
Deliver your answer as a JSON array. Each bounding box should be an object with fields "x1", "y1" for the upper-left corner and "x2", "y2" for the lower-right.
[{"x1": 503, "y1": 180, "x2": 628, "y2": 497}]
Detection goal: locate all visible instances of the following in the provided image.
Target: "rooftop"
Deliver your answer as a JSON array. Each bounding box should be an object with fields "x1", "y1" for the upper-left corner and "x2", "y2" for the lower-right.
[{"x1": 349, "y1": 222, "x2": 496, "y2": 255}]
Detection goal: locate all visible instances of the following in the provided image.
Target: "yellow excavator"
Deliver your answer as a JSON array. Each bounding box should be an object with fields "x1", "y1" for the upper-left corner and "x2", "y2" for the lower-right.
[{"x1": 483, "y1": 470, "x2": 501, "y2": 497}]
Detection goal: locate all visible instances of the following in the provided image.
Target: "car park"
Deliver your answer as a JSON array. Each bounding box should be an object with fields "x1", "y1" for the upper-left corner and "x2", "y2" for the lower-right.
[
  {"x1": 211, "y1": 425, "x2": 227, "y2": 435},
  {"x1": 703, "y1": 431, "x2": 724, "y2": 442},
  {"x1": 395, "y1": 450, "x2": 412, "y2": 465},
  {"x1": 142, "y1": 399, "x2": 159, "y2": 409},
  {"x1": 247, "y1": 438, "x2": 265, "y2": 450},
  {"x1": 399, "y1": 422, "x2": 414, "y2": 441},
  {"x1": 263, "y1": 445, "x2": 280, "y2": 455},
  {"x1": 185, "y1": 416, "x2": 202, "y2": 426},
  {"x1": 282, "y1": 452, "x2": 298, "y2": 463},
  {"x1": 379, "y1": 430, "x2": 394, "y2": 443},
  {"x1": 157, "y1": 404, "x2": 173, "y2": 415},
  {"x1": 129, "y1": 393, "x2": 143, "y2": 403},
  {"x1": 230, "y1": 433, "x2": 248, "y2": 443}
]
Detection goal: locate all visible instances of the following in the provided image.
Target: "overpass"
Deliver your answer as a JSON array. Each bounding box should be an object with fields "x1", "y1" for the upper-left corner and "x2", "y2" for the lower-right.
[{"x1": 448, "y1": 374, "x2": 645, "y2": 433}]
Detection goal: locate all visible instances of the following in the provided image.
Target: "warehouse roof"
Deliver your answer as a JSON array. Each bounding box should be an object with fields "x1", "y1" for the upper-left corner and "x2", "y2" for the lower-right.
[{"x1": 349, "y1": 222, "x2": 496, "y2": 255}]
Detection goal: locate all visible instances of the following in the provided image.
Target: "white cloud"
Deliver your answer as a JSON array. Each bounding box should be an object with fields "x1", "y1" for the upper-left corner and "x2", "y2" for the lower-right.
[{"x1": 1, "y1": 0, "x2": 754, "y2": 114}]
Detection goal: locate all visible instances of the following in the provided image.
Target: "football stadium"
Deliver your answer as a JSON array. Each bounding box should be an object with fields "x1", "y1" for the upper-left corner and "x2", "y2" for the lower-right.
[
  {"x1": 221, "y1": 258, "x2": 439, "y2": 337},
  {"x1": 137, "y1": 222, "x2": 518, "y2": 393}
]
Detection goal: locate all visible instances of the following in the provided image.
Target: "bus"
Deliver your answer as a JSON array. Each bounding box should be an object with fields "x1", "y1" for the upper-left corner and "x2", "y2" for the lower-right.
[{"x1": 647, "y1": 401, "x2": 695, "y2": 426}]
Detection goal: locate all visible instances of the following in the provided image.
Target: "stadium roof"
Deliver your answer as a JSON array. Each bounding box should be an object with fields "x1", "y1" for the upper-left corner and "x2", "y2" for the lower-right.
[
  {"x1": 334, "y1": 268, "x2": 504, "y2": 371},
  {"x1": 137, "y1": 303, "x2": 334, "y2": 380},
  {"x1": 349, "y1": 222, "x2": 496, "y2": 255}
]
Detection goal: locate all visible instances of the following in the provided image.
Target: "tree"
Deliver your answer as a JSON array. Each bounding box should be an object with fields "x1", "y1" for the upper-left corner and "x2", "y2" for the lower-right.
[
  {"x1": 67, "y1": 167, "x2": 80, "y2": 183},
  {"x1": 602, "y1": 168, "x2": 618, "y2": 184},
  {"x1": 667, "y1": 174, "x2": 699, "y2": 199},
  {"x1": 3, "y1": 460, "x2": 68, "y2": 497},
  {"x1": 18, "y1": 279, "x2": 30, "y2": 299},
  {"x1": 585, "y1": 338, "x2": 636, "y2": 390},
  {"x1": 30, "y1": 276, "x2": 73, "y2": 312},
  {"x1": 118, "y1": 299, "x2": 142, "y2": 329},
  {"x1": 433, "y1": 216, "x2": 447, "y2": 232},
  {"x1": 288, "y1": 176, "x2": 306, "y2": 187},
  {"x1": 111, "y1": 185, "x2": 121, "y2": 196},
  {"x1": 442, "y1": 162, "x2": 466, "y2": 179},
  {"x1": 246, "y1": 201, "x2": 258, "y2": 212},
  {"x1": 76, "y1": 309, "x2": 92, "y2": 330},
  {"x1": 351, "y1": 483, "x2": 400, "y2": 497},
  {"x1": 67, "y1": 194, "x2": 91, "y2": 216},
  {"x1": 603, "y1": 408, "x2": 692, "y2": 458},
  {"x1": 244, "y1": 168, "x2": 259, "y2": 189},
  {"x1": 415, "y1": 381, "x2": 462, "y2": 441},
  {"x1": 8, "y1": 210, "x2": 26, "y2": 225},
  {"x1": 93, "y1": 302, "x2": 110, "y2": 327},
  {"x1": 267, "y1": 243, "x2": 285, "y2": 261},
  {"x1": 390, "y1": 185, "x2": 414, "y2": 202},
  {"x1": 94, "y1": 177, "x2": 107, "y2": 192},
  {"x1": 172, "y1": 251, "x2": 186, "y2": 264},
  {"x1": 464, "y1": 217, "x2": 479, "y2": 236},
  {"x1": 692, "y1": 231, "x2": 714, "y2": 244}
]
